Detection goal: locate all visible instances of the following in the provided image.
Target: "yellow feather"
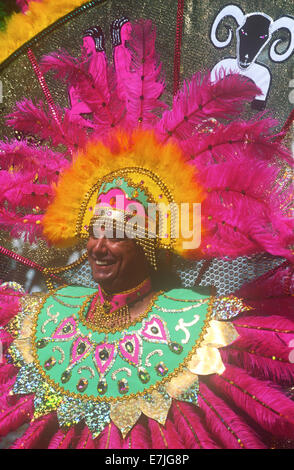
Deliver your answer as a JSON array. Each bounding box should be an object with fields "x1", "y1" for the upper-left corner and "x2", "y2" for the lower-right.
[
  {"x1": 42, "y1": 129, "x2": 205, "y2": 256},
  {"x1": 0, "y1": 0, "x2": 87, "y2": 63}
]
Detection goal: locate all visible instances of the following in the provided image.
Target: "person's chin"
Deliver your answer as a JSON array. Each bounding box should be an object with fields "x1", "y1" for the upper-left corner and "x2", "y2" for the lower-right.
[{"x1": 91, "y1": 262, "x2": 119, "y2": 286}]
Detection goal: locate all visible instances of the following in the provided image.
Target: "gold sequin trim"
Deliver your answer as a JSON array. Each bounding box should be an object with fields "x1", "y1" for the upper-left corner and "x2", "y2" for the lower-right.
[
  {"x1": 157, "y1": 422, "x2": 169, "y2": 449},
  {"x1": 234, "y1": 324, "x2": 294, "y2": 334}
]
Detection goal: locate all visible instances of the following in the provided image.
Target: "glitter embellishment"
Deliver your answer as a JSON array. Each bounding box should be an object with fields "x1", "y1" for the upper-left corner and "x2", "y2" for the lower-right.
[{"x1": 211, "y1": 296, "x2": 252, "y2": 320}]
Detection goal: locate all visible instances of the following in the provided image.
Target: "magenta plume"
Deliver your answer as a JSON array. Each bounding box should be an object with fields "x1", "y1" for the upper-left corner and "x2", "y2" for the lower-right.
[
  {"x1": 0, "y1": 396, "x2": 34, "y2": 437},
  {"x1": 48, "y1": 426, "x2": 77, "y2": 449},
  {"x1": 128, "y1": 420, "x2": 152, "y2": 449},
  {"x1": 208, "y1": 364, "x2": 294, "y2": 439},
  {"x1": 10, "y1": 413, "x2": 57, "y2": 449},
  {"x1": 156, "y1": 73, "x2": 260, "y2": 141},
  {"x1": 116, "y1": 19, "x2": 166, "y2": 129},
  {"x1": 171, "y1": 401, "x2": 221, "y2": 449},
  {"x1": 198, "y1": 381, "x2": 267, "y2": 448},
  {"x1": 75, "y1": 425, "x2": 96, "y2": 449}
]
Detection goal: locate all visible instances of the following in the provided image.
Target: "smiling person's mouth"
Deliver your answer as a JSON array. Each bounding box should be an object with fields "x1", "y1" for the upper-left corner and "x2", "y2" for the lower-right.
[{"x1": 95, "y1": 259, "x2": 115, "y2": 266}]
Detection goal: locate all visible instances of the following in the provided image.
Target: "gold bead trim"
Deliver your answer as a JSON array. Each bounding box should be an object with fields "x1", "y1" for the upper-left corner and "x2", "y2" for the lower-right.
[
  {"x1": 234, "y1": 324, "x2": 294, "y2": 335},
  {"x1": 100, "y1": 277, "x2": 151, "y2": 296},
  {"x1": 76, "y1": 167, "x2": 176, "y2": 249}
]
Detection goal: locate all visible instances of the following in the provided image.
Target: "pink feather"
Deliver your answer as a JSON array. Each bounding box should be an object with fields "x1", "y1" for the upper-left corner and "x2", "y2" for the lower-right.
[
  {"x1": 40, "y1": 49, "x2": 91, "y2": 87},
  {"x1": 155, "y1": 72, "x2": 260, "y2": 141},
  {"x1": 235, "y1": 262, "x2": 294, "y2": 299},
  {"x1": 129, "y1": 419, "x2": 152, "y2": 449},
  {"x1": 0, "y1": 210, "x2": 44, "y2": 243},
  {"x1": 146, "y1": 418, "x2": 169, "y2": 449},
  {"x1": 231, "y1": 326, "x2": 294, "y2": 359},
  {"x1": 198, "y1": 381, "x2": 267, "y2": 448},
  {"x1": 75, "y1": 425, "x2": 96, "y2": 449},
  {"x1": 0, "y1": 139, "x2": 71, "y2": 242},
  {"x1": 48, "y1": 426, "x2": 77, "y2": 449},
  {"x1": 233, "y1": 311, "x2": 294, "y2": 332},
  {"x1": 208, "y1": 364, "x2": 294, "y2": 439},
  {"x1": 171, "y1": 400, "x2": 220, "y2": 449},
  {"x1": 0, "y1": 396, "x2": 34, "y2": 437},
  {"x1": 0, "y1": 292, "x2": 21, "y2": 326},
  {"x1": 198, "y1": 158, "x2": 294, "y2": 260},
  {"x1": 10, "y1": 413, "x2": 57, "y2": 449},
  {"x1": 116, "y1": 20, "x2": 166, "y2": 129},
  {"x1": 0, "y1": 364, "x2": 18, "y2": 385},
  {"x1": 0, "y1": 139, "x2": 69, "y2": 177},
  {"x1": 181, "y1": 117, "x2": 293, "y2": 169},
  {"x1": 162, "y1": 416, "x2": 186, "y2": 449},
  {"x1": 41, "y1": 49, "x2": 124, "y2": 132},
  {"x1": 6, "y1": 99, "x2": 89, "y2": 152},
  {"x1": 95, "y1": 423, "x2": 123, "y2": 449},
  {"x1": 222, "y1": 348, "x2": 294, "y2": 386}
]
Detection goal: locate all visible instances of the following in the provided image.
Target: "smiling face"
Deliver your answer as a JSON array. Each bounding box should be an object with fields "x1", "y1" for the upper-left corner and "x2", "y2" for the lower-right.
[{"x1": 87, "y1": 235, "x2": 152, "y2": 293}]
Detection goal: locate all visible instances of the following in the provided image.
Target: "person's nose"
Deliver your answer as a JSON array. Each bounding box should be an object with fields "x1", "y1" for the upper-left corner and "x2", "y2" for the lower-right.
[{"x1": 91, "y1": 236, "x2": 108, "y2": 258}]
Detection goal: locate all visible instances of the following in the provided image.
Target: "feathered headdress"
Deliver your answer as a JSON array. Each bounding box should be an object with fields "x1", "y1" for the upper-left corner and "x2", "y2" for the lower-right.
[{"x1": 0, "y1": 18, "x2": 293, "y2": 264}]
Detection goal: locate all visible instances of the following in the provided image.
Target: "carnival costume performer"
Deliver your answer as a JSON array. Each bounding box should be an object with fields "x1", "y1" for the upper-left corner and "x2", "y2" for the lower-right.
[{"x1": 0, "y1": 18, "x2": 294, "y2": 450}]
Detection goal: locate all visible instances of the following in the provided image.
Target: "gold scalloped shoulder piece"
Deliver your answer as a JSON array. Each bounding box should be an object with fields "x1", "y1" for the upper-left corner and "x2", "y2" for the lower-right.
[
  {"x1": 164, "y1": 369, "x2": 199, "y2": 399},
  {"x1": 186, "y1": 320, "x2": 238, "y2": 376},
  {"x1": 202, "y1": 319, "x2": 239, "y2": 348},
  {"x1": 8, "y1": 293, "x2": 45, "y2": 364},
  {"x1": 187, "y1": 345, "x2": 225, "y2": 376},
  {"x1": 110, "y1": 390, "x2": 172, "y2": 437},
  {"x1": 0, "y1": 0, "x2": 88, "y2": 64},
  {"x1": 110, "y1": 398, "x2": 142, "y2": 439},
  {"x1": 137, "y1": 389, "x2": 172, "y2": 426}
]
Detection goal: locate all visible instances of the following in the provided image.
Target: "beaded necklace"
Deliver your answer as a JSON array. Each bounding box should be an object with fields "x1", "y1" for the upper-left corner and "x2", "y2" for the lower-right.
[{"x1": 86, "y1": 277, "x2": 153, "y2": 329}]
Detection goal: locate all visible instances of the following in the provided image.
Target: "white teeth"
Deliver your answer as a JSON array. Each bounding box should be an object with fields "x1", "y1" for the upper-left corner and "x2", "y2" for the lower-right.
[{"x1": 95, "y1": 260, "x2": 109, "y2": 266}]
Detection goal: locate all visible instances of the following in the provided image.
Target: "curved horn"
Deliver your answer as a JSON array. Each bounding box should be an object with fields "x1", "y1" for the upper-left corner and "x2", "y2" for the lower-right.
[
  {"x1": 210, "y1": 5, "x2": 245, "y2": 48},
  {"x1": 269, "y1": 16, "x2": 294, "y2": 62}
]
